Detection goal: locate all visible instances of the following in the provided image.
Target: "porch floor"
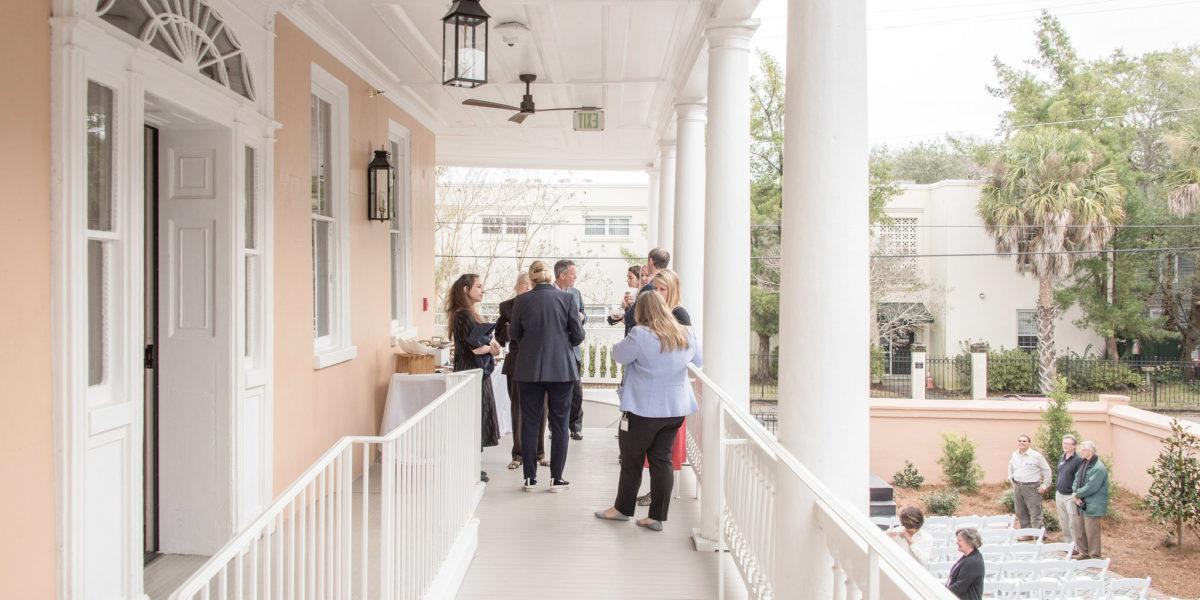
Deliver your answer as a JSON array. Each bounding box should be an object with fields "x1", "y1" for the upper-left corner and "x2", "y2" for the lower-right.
[{"x1": 457, "y1": 427, "x2": 748, "y2": 600}]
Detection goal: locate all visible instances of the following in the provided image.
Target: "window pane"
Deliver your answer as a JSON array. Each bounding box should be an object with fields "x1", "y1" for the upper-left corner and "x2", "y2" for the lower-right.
[
  {"x1": 610, "y1": 217, "x2": 630, "y2": 236},
  {"x1": 319, "y1": 99, "x2": 332, "y2": 217},
  {"x1": 390, "y1": 140, "x2": 402, "y2": 230},
  {"x1": 310, "y1": 95, "x2": 320, "y2": 213},
  {"x1": 245, "y1": 255, "x2": 258, "y2": 360},
  {"x1": 313, "y1": 219, "x2": 331, "y2": 338},
  {"x1": 311, "y1": 96, "x2": 333, "y2": 217},
  {"x1": 391, "y1": 232, "x2": 400, "y2": 322},
  {"x1": 87, "y1": 82, "x2": 114, "y2": 231},
  {"x1": 506, "y1": 216, "x2": 528, "y2": 235},
  {"x1": 584, "y1": 217, "x2": 605, "y2": 236},
  {"x1": 88, "y1": 240, "x2": 107, "y2": 385},
  {"x1": 245, "y1": 146, "x2": 256, "y2": 249},
  {"x1": 482, "y1": 216, "x2": 502, "y2": 235}
]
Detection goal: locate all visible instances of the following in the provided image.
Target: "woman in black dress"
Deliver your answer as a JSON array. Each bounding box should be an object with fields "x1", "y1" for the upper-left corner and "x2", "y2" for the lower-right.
[{"x1": 445, "y1": 273, "x2": 502, "y2": 482}]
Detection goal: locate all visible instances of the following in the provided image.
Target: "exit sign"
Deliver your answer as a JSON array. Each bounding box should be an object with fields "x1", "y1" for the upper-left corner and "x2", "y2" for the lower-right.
[{"x1": 573, "y1": 110, "x2": 604, "y2": 131}]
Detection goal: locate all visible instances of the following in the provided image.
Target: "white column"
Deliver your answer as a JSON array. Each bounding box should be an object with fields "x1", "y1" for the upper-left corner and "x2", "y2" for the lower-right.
[
  {"x1": 673, "y1": 102, "x2": 706, "y2": 337},
  {"x1": 911, "y1": 346, "x2": 927, "y2": 401},
  {"x1": 702, "y1": 19, "x2": 758, "y2": 407},
  {"x1": 971, "y1": 343, "x2": 988, "y2": 400},
  {"x1": 646, "y1": 165, "x2": 660, "y2": 248},
  {"x1": 657, "y1": 140, "x2": 677, "y2": 254},
  {"x1": 775, "y1": 0, "x2": 868, "y2": 597}
]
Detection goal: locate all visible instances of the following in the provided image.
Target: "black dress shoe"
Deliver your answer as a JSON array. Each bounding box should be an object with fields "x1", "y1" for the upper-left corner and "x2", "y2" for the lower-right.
[
  {"x1": 480, "y1": 470, "x2": 489, "y2": 483},
  {"x1": 571, "y1": 432, "x2": 584, "y2": 441}
]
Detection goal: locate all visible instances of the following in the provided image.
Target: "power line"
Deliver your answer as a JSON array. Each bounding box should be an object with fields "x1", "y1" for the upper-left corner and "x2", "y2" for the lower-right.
[
  {"x1": 874, "y1": 106, "x2": 1200, "y2": 142},
  {"x1": 868, "y1": 0, "x2": 1200, "y2": 30},
  {"x1": 871, "y1": 0, "x2": 1126, "y2": 14},
  {"x1": 437, "y1": 246, "x2": 1200, "y2": 261}
]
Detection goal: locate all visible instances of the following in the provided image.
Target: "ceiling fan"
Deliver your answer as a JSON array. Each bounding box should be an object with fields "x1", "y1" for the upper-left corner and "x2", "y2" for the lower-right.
[{"x1": 461, "y1": 73, "x2": 600, "y2": 125}]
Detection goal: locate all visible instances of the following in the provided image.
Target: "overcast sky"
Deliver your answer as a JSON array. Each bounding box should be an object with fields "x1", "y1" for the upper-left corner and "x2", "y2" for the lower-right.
[{"x1": 750, "y1": 0, "x2": 1200, "y2": 148}]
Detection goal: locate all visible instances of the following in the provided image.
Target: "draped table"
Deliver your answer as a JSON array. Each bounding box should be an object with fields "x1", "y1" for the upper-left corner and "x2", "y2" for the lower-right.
[{"x1": 381, "y1": 372, "x2": 511, "y2": 437}]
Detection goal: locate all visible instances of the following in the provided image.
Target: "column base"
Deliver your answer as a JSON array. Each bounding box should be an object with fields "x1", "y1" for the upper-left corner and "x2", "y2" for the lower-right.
[{"x1": 691, "y1": 528, "x2": 724, "y2": 552}]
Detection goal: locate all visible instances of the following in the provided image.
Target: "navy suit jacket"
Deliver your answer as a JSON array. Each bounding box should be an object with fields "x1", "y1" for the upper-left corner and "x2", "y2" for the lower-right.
[{"x1": 511, "y1": 284, "x2": 586, "y2": 382}]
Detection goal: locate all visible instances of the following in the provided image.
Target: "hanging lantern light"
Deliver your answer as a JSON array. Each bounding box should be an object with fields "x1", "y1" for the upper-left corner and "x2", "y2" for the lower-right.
[
  {"x1": 367, "y1": 147, "x2": 395, "y2": 222},
  {"x1": 441, "y1": 0, "x2": 490, "y2": 88}
]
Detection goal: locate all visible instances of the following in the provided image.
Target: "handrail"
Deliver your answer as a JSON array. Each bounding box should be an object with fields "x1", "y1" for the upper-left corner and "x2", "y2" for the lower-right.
[
  {"x1": 688, "y1": 365, "x2": 956, "y2": 599},
  {"x1": 169, "y1": 371, "x2": 482, "y2": 600}
]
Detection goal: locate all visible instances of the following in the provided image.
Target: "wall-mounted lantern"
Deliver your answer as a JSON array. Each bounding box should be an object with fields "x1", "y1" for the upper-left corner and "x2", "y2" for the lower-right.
[
  {"x1": 442, "y1": 0, "x2": 490, "y2": 88},
  {"x1": 367, "y1": 148, "x2": 395, "y2": 222}
]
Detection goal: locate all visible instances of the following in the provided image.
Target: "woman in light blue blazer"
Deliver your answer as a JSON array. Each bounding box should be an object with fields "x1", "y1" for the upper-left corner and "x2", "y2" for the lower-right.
[{"x1": 594, "y1": 291, "x2": 701, "y2": 531}]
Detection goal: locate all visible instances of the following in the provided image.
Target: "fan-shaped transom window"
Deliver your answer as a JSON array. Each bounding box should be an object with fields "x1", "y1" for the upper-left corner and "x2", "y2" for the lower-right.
[{"x1": 97, "y1": 0, "x2": 255, "y2": 101}]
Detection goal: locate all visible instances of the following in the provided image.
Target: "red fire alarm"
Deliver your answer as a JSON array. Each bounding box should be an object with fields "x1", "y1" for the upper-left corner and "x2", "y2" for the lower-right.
[{"x1": 422, "y1": 297, "x2": 429, "y2": 311}]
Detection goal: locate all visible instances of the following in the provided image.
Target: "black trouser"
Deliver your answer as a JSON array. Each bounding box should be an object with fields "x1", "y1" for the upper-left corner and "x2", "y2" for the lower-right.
[
  {"x1": 518, "y1": 381, "x2": 573, "y2": 482},
  {"x1": 507, "y1": 374, "x2": 546, "y2": 461},
  {"x1": 614, "y1": 413, "x2": 683, "y2": 522},
  {"x1": 569, "y1": 359, "x2": 584, "y2": 434}
]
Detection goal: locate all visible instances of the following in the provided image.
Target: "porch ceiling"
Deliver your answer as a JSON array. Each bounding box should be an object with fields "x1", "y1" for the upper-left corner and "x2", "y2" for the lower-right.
[{"x1": 286, "y1": 0, "x2": 757, "y2": 171}]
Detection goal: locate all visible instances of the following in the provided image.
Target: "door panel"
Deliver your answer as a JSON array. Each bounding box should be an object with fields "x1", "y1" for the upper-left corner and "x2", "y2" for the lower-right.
[{"x1": 157, "y1": 128, "x2": 234, "y2": 555}]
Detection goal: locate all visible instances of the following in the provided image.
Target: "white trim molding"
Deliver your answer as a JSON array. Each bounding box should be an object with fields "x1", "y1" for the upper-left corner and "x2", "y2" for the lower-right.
[{"x1": 388, "y1": 120, "x2": 415, "y2": 338}]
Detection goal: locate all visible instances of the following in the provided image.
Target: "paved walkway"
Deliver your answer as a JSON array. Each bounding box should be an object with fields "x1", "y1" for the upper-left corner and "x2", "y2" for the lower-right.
[{"x1": 456, "y1": 427, "x2": 748, "y2": 600}]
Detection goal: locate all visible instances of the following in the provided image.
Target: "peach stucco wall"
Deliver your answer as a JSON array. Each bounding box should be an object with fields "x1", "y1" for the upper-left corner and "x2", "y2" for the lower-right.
[
  {"x1": 0, "y1": 0, "x2": 57, "y2": 598},
  {"x1": 272, "y1": 16, "x2": 438, "y2": 492},
  {"x1": 871, "y1": 397, "x2": 1196, "y2": 496}
]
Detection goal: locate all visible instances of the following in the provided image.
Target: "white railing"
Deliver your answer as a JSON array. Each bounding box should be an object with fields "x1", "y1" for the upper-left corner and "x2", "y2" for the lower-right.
[
  {"x1": 580, "y1": 341, "x2": 625, "y2": 385},
  {"x1": 169, "y1": 371, "x2": 483, "y2": 600},
  {"x1": 688, "y1": 366, "x2": 957, "y2": 600}
]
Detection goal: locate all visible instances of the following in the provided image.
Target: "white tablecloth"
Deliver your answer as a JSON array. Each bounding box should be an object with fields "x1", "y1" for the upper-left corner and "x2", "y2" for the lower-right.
[{"x1": 380, "y1": 372, "x2": 512, "y2": 438}]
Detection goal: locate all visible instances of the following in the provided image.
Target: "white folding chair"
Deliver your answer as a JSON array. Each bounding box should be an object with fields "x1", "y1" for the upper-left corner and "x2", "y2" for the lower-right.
[
  {"x1": 927, "y1": 560, "x2": 957, "y2": 581},
  {"x1": 1037, "y1": 559, "x2": 1074, "y2": 583},
  {"x1": 1014, "y1": 580, "x2": 1063, "y2": 599},
  {"x1": 998, "y1": 560, "x2": 1040, "y2": 585},
  {"x1": 956, "y1": 519, "x2": 985, "y2": 532},
  {"x1": 1005, "y1": 542, "x2": 1039, "y2": 561},
  {"x1": 1012, "y1": 527, "x2": 1046, "y2": 543},
  {"x1": 1061, "y1": 579, "x2": 1105, "y2": 600},
  {"x1": 984, "y1": 514, "x2": 1016, "y2": 529},
  {"x1": 1107, "y1": 577, "x2": 1151, "y2": 600},
  {"x1": 930, "y1": 540, "x2": 960, "y2": 562},
  {"x1": 1036, "y1": 542, "x2": 1074, "y2": 561},
  {"x1": 871, "y1": 516, "x2": 897, "y2": 530},
  {"x1": 983, "y1": 555, "x2": 1006, "y2": 583},
  {"x1": 983, "y1": 529, "x2": 1015, "y2": 546},
  {"x1": 990, "y1": 580, "x2": 1019, "y2": 600},
  {"x1": 1065, "y1": 558, "x2": 1109, "y2": 582}
]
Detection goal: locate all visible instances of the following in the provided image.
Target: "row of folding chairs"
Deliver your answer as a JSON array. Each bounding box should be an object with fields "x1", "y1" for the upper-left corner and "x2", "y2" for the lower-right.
[
  {"x1": 983, "y1": 576, "x2": 1151, "y2": 599},
  {"x1": 930, "y1": 541, "x2": 1072, "y2": 565},
  {"x1": 929, "y1": 557, "x2": 1109, "y2": 584},
  {"x1": 872, "y1": 513, "x2": 1018, "y2": 533},
  {"x1": 927, "y1": 529, "x2": 1049, "y2": 562}
]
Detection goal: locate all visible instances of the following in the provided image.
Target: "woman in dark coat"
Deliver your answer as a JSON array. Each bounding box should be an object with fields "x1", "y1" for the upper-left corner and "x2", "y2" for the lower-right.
[
  {"x1": 946, "y1": 528, "x2": 984, "y2": 600},
  {"x1": 495, "y1": 272, "x2": 546, "y2": 470},
  {"x1": 445, "y1": 273, "x2": 502, "y2": 482}
]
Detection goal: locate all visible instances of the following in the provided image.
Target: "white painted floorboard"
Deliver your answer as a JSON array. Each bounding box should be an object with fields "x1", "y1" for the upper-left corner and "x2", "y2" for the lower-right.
[{"x1": 456, "y1": 427, "x2": 748, "y2": 600}]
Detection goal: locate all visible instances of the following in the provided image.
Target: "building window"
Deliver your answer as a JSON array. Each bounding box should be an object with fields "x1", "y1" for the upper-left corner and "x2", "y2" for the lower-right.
[
  {"x1": 584, "y1": 216, "x2": 631, "y2": 237},
  {"x1": 243, "y1": 146, "x2": 263, "y2": 367},
  {"x1": 482, "y1": 215, "x2": 528, "y2": 236},
  {"x1": 1017, "y1": 310, "x2": 1038, "y2": 352},
  {"x1": 310, "y1": 65, "x2": 356, "y2": 368},
  {"x1": 879, "y1": 217, "x2": 918, "y2": 279},
  {"x1": 389, "y1": 124, "x2": 413, "y2": 336},
  {"x1": 87, "y1": 81, "x2": 115, "y2": 387},
  {"x1": 97, "y1": 0, "x2": 256, "y2": 101}
]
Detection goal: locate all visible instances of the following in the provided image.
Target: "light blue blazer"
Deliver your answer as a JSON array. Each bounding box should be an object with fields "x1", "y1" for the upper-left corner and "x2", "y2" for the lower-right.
[{"x1": 612, "y1": 326, "x2": 703, "y2": 418}]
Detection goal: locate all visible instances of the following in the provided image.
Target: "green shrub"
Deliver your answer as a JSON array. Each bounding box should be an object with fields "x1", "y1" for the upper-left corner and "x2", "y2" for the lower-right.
[
  {"x1": 769, "y1": 346, "x2": 780, "y2": 378},
  {"x1": 939, "y1": 433, "x2": 984, "y2": 493},
  {"x1": 1044, "y1": 509, "x2": 1061, "y2": 532},
  {"x1": 870, "y1": 345, "x2": 885, "y2": 384},
  {"x1": 892, "y1": 461, "x2": 926, "y2": 490},
  {"x1": 1060, "y1": 358, "x2": 1143, "y2": 393},
  {"x1": 587, "y1": 345, "x2": 597, "y2": 377},
  {"x1": 986, "y1": 348, "x2": 1040, "y2": 394},
  {"x1": 1036, "y1": 376, "x2": 1079, "y2": 469},
  {"x1": 1101, "y1": 455, "x2": 1120, "y2": 520},
  {"x1": 923, "y1": 489, "x2": 961, "y2": 516},
  {"x1": 998, "y1": 488, "x2": 1015, "y2": 513}
]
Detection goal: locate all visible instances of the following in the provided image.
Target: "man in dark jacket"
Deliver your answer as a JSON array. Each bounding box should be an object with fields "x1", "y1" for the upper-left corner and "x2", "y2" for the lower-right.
[
  {"x1": 554, "y1": 259, "x2": 587, "y2": 440},
  {"x1": 619, "y1": 247, "x2": 671, "y2": 336},
  {"x1": 511, "y1": 262, "x2": 586, "y2": 492}
]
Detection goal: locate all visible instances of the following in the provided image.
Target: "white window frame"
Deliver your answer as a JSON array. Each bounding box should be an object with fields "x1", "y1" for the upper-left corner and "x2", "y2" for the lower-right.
[
  {"x1": 480, "y1": 214, "x2": 529, "y2": 237},
  {"x1": 388, "y1": 120, "x2": 415, "y2": 339},
  {"x1": 1016, "y1": 309, "x2": 1038, "y2": 352},
  {"x1": 583, "y1": 215, "x2": 633, "y2": 239},
  {"x1": 311, "y1": 64, "x2": 356, "y2": 369}
]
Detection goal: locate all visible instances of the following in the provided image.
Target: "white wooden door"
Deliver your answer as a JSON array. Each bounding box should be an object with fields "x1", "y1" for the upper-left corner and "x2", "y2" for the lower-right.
[{"x1": 156, "y1": 127, "x2": 235, "y2": 555}]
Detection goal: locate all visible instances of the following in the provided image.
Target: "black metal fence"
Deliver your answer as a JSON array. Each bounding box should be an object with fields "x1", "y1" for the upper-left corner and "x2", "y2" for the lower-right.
[
  {"x1": 926, "y1": 356, "x2": 971, "y2": 399},
  {"x1": 751, "y1": 410, "x2": 778, "y2": 436},
  {"x1": 750, "y1": 353, "x2": 778, "y2": 401}
]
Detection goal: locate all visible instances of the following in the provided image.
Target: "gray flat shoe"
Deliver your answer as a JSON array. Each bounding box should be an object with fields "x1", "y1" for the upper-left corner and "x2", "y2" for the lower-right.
[
  {"x1": 637, "y1": 519, "x2": 663, "y2": 532},
  {"x1": 594, "y1": 509, "x2": 630, "y2": 522}
]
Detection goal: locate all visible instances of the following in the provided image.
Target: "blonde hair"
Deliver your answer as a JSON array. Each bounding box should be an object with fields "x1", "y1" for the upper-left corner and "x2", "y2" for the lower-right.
[
  {"x1": 528, "y1": 260, "x2": 553, "y2": 285},
  {"x1": 634, "y1": 290, "x2": 689, "y2": 353},
  {"x1": 651, "y1": 269, "x2": 682, "y2": 310},
  {"x1": 513, "y1": 272, "x2": 532, "y2": 294}
]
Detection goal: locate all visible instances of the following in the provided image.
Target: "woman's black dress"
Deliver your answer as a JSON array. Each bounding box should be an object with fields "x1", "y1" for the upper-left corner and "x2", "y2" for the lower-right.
[{"x1": 452, "y1": 310, "x2": 501, "y2": 448}]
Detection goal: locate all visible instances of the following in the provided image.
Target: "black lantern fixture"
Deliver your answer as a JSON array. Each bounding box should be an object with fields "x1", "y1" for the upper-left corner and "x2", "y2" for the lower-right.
[
  {"x1": 367, "y1": 147, "x2": 395, "y2": 222},
  {"x1": 441, "y1": 0, "x2": 490, "y2": 88}
]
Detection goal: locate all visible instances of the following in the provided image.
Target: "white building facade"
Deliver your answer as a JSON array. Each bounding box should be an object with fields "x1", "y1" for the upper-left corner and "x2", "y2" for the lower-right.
[{"x1": 881, "y1": 181, "x2": 1103, "y2": 363}]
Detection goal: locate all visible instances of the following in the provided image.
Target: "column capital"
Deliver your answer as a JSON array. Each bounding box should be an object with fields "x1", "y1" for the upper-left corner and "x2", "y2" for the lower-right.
[
  {"x1": 674, "y1": 101, "x2": 707, "y2": 123},
  {"x1": 705, "y1": 18, "x2": 759, "y2": 51}
]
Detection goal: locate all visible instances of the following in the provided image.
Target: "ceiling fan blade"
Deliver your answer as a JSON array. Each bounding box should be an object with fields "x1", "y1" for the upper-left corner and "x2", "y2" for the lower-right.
[
  {"x1": 509, "y1": 112, "x2": 531, "y2": 124},
  {"x1": 538, "y1": 106, "x2": 602, "y2": 112},
  {"x1": 462, "y1": 99, "x2": 521, "y2": 111}
]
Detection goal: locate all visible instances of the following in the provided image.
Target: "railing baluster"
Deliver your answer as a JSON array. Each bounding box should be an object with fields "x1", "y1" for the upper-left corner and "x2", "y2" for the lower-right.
[{"x1": 361, "y1": 443, "x2": 369, "y2": 600}]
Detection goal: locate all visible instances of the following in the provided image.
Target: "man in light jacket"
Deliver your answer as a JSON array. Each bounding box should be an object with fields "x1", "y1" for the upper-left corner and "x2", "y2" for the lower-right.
[{"x1": 1008, "y1": 434, "x2": 1052, "y2": 535}]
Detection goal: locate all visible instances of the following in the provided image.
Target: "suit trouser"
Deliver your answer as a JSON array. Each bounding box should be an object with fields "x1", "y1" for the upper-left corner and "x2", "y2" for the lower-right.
[
  {"x1": 518, "y1": 381, "x2": 573, "y2": 482},
  {"x1": 569, "y1": 359, "x2": 584, "y2": 434},
  {"x1": 1055, "y1": 491, "x2": 1077, "y2": 542},
  {"x1": 1013, "y1": 483, "x2": 1044, "y2": 529},
  {"x1": 507, "y1": 374, "x2": 546, "y2": 461},
  {"x1": 614, "y1": 413, "x2": 684, "y2": 522},
  {"x1": 1070, "y1": 512, "x2": 1103, "y2": 557}
]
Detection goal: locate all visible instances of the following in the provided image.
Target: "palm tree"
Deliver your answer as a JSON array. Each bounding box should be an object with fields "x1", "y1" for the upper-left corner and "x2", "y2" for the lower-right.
[
  {"x1": 980, "y1": 127, "x2": 1126, "y2": 393},
  {"x1": 1165, "y1": 123, "x2": 1200, "y2": 218}
]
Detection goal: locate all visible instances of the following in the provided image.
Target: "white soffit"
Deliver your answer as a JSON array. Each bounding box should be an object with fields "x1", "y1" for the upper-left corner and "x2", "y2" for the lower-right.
[{"x1": 300, "y1": 0, "x2": 759, "y2": 171}]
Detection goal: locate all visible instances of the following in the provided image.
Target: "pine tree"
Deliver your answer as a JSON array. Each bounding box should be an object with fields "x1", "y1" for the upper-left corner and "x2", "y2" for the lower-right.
[
  {"x1": 1146, "y1": 419, "x2": 1200, "y2": 549},
  {"x1": 1036, "y1": 376, "x2": 1080, "y2": 467}
]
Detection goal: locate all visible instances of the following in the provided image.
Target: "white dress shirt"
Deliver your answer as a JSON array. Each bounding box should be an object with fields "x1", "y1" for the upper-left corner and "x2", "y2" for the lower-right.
[{"x1": 1008, "y1": 449, "x2": 1052, "y2": 485}]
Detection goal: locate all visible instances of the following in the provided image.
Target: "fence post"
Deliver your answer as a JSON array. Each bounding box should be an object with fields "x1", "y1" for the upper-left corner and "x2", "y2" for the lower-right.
[
  {"x1": 971, "y1": 343, "x2": 988, "y2": 400},
  {"x1": 911, "y1": 345, "x2": 926, "y2": 401}
]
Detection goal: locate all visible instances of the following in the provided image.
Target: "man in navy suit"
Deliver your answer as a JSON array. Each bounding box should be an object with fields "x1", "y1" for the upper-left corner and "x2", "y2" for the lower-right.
[{"x1": 554, "y1": 260, "x2": 587, "y2": 440}]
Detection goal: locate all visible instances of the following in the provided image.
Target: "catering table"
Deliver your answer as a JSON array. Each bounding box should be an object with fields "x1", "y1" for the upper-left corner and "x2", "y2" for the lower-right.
[{"x1": 380, "y1": 372, "x2": 512, "y2": 437}]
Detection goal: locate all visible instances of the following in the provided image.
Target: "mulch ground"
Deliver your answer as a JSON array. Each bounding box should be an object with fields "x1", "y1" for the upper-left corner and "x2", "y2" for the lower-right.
[{"x1": 893, "y1": 483, "x2": 1200, "y2": 599}]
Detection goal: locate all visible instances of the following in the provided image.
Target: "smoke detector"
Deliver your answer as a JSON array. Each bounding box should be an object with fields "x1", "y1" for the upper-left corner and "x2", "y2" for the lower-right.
[{"x1": 494, "y1": 21, "x2": 530, "y2": 47}]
